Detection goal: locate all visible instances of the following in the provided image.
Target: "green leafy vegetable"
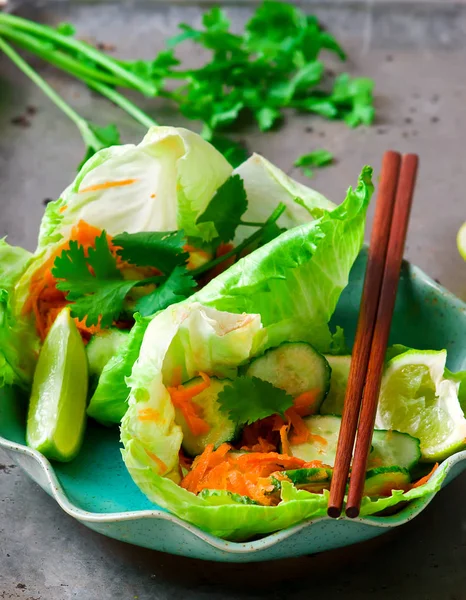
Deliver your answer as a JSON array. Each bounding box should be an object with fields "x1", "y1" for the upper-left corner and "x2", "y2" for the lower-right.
[
  {"x1": 0, "y1": 2, "x2": 374, "y2": 169},
  {"x1": 113, "y1": 231, "x2": 188, "y2": 273},
  {"x1": 52, "y1": 233, "x2": 138, "y2": 327},
  {"x1": 193, "y1": 166, "x2": 374, "y2": 353},
  {"x1": 196, "y1": 175, "x2": 248, "y2": 243},
  {"x1": 136, "y1": 266, "x2": 196, "y2": 317},
  {"x1": 294, "y1": 149, "x2": 333, "y2": 178},
  {"x1": 217, "y1": 376, "x2": 293, "y2": 424}
]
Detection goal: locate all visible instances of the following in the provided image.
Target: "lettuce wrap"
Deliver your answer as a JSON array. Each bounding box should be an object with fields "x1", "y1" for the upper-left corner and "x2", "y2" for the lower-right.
[{"x1": 120, "y1": 167, "x2": 380, "y2": 538}]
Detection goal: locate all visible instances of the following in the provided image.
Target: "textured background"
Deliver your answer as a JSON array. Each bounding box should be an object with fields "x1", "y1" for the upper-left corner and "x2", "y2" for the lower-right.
[{"x1": 1, "y1": 1, "x2": 466, "y2": 598}]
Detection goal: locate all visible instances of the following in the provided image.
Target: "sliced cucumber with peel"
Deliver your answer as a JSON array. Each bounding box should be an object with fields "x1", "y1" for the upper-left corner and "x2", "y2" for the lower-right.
[
  {"x1": 289, "y1": 415, "x2": 421, "y2": 472},
  {"x1": 288, "y1": 415, "x2": 341, "y2": 466},
  {"x1": 176, "y1": 376, "x2": 240, "y2": 457},
  {"x1": 369, "y1": 430, "x2": 421, "y2": 470},
  {"x1": 86, "y1": 328, "x2": 130, "y2": 378},
  {"x1": 320, "y1": 355, "x2": 351, "y2": 416},
  {"x1": 246, "y1": 342, "x2": 331, "y2": 413},
  {"x1": 364, "y1": 466, "x2": 411, "y2": 497}
]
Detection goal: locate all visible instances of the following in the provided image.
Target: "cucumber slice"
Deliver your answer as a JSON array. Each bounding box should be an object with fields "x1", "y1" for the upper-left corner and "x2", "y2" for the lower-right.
[
  {"x1": 364, "y1": 466, "x2": 411, "y2": 497},
  {"x1": 369, "y1": 430, "x2": 421, "y2": 471},
  {"x1": 320, "y1": 355, "x2": 351, "y2": 416},
  {"x1": 289, "y1": 416, "x2": 422, "y2": 472},
  {"x1": 283, "y1": 467, "x2": 332, "y2": 493},
  {"x1": 86, "y1": 328, "x2": 130, "y2": 378},
  {"x1": 246, "y1": 342, "x2": 331, "y2": 413},
  {"x1": 176, "y1": 377, "x2": 240, "y2": 457},
  {"x1": 289, "y1": 415, "x2": 341, "y2": 466}
]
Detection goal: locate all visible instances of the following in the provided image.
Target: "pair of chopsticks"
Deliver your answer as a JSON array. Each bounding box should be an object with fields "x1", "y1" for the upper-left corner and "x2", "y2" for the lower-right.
[{"x1": 328, "y1": 151, "x2": 419, "y2": 519}]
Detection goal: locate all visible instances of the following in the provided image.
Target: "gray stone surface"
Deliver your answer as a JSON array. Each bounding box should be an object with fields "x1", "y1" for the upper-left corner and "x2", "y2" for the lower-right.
[{"x1": 1, "y1": 1, "x2": 466, "y2": 598}]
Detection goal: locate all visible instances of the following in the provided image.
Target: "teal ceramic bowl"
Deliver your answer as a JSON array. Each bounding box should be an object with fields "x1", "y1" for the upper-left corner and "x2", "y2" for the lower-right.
[{"x1": 1, "y1": 249, "x2": 466, "y2": 562}]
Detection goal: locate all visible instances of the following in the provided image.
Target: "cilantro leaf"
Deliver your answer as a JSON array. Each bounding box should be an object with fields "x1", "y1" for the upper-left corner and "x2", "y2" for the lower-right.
[
  {"x1": 52, "y1": 232, "x2": 137, "y2": 327},
  {"x1": 217, "y1": 376, "x2": 294, "y2": 425},
  {"x1": 196, "y1": 175, "x2": 248, "y2": 243},
  {"x1": 330, "y1": 74, "x2": 375, "y2": 127},
  {"x1": 113, "y1": 230, "x2": 188, "y2": 273},
  {"x1": 136, "y1": 266, "x2": 196, "y2": 317},
  {"x1": 294, "y1": 149, "x2": 333, "y2": 178}
]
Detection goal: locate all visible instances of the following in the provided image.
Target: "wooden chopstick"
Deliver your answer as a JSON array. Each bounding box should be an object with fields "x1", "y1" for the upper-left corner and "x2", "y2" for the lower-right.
[
  {"x1": 327, "y1": 151, "x2": 402, "y2": 518},
  {"x1": 345, "y1": 154, "x2": 418, "y2": 517}
]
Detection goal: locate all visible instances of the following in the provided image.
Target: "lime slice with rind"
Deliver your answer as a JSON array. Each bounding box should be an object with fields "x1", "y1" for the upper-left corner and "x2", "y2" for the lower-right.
[
  {"x1": 26, "y1": 307, "x2": 88, "y2": 462},
  {"x1": 375, "y1": 349, "x2": 466, "y2": 461},
  {"x1": 458, "y1": 221, "x2": 466, "y2": 261}
]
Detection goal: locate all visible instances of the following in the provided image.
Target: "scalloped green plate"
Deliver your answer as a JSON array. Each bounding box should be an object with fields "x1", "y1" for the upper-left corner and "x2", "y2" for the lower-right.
[{"x1": 1, "y1": 249, "x2": 466, "y2": 562}]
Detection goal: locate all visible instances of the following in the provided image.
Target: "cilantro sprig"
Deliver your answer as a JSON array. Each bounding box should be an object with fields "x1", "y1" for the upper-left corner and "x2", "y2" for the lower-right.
[
  {"x1": 294, "y1": 149, "x2": 334, "y2": 178},
  {"x1": 51, "y1": 182, "x2": 286, "y2": 326},
  {"x1": 217, "y1": 376, "x2": 294, "y2": 425}
]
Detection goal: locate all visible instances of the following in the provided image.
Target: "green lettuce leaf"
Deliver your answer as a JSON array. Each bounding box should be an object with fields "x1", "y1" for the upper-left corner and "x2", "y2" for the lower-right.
[
  {"x1": 121, "y1": 303, "x2": 264, "y2": 480},
  {"x1": 233, "y1": 153, "x2": 335, "y2": 241},
  {"x1": 87, "y1": 315, "x2": 150, "y2": 425},
  {"x1": 192, "y1": 166, "x2": 373, "y2": 352},
  {"x1": 37, "y1": 126, "x2": 232, "y2": 250},
  {"x1": 0, "y1": 290, "x2": 37, "y2": 388},
  {"x1": 0, "y1": 240, "x2": 37, "y2": 388},
  {"x1": 0, "y1": 239, "x2": 33, "y2": 289}
]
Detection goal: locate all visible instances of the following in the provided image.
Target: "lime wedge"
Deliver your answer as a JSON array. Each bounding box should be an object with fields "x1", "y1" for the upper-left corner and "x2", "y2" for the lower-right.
[
  {"x1": 375, "y1": 350, "x2": 466, "y2": 461},
  {"x1": 26, "y1": 307, "x2": 88, "y2": 462},
  {"x1": 458, "y1": 221, "x2": 466, "y2": 261}
]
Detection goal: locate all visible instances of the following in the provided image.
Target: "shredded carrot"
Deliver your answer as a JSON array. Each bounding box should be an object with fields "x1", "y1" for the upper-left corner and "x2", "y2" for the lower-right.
[
  {"x1": 168, "y1": 372, "x2": 211, "y2": 436},
  {"x1": 241, "y1": 437, "x2": 276, "y2": 453},
  {"x1": 138, "y1": 408, "x2": 162, "y2": 423},
  {"x1": 180, "y1": 448, "x2": 307, "y2": 504},
  {"x1": 181, "y1": 444, "x2": 215, "y2": 492},
  {"x1": 293, "y1": 390, "x2": 320, "y2": 417},
  {"x1": 78, "y1": 178, "x2": 138, "y2": 194},
  {"x1": 279, "y1": 424, "x2": 291, "y2": 456},
  {"x1": 286, "y1": 408, "x2": 310, "y2": 444},
  {"x1": 411, "y1": 463, "x2": 439, "y2": 489},
  {"x1": 145, "y1": 449, "x2": 167, "y2": 473},
  {"x1": 24, "y1": 220, "x2": 124, "y2": 340},
  {"x1": 59, "y1": 204, "x2": 68, "y2": 214}
]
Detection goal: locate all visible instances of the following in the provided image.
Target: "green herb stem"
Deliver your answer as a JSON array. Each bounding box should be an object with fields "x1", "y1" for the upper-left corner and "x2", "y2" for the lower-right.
[
  {"x1": 0, "y1": 35, "x2": 95, "y2": 140},
  {"x1": 0, "y1": 13, "x2": 156, "y2": 96},
  {"x1": 0, "y1": 24, "x2": 127, "y2": 87},
  {"x1": 239, "y1": 221, "x2": 267, "y2": 227},
  {"x1": 84, "y1": 79, "x2": 158, "y2": 129},
  {"x1": 191, "y1": 202, "x2": 286, "y2": 277}
]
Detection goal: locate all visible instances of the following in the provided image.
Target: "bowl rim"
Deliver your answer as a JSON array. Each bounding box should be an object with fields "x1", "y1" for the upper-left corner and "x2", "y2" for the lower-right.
[
  {"x1": 1, "y1": 258, "x2": 466, "y2": 554},
  {"x1": 3, "y1": 432, "x2": 466, "y2": 553}
]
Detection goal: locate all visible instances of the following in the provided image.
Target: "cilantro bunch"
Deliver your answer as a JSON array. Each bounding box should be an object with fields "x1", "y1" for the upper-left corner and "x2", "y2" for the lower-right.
[{"x1": 0, "y1": 1, "x2": 374, "y2": 169}]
